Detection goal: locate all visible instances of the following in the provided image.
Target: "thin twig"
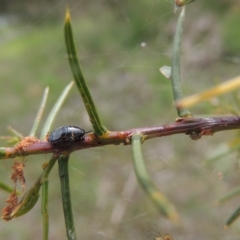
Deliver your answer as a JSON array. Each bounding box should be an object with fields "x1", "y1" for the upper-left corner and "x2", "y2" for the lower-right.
[{"x1": 1, "y1": 116, "x2": 240, "y2": 159}]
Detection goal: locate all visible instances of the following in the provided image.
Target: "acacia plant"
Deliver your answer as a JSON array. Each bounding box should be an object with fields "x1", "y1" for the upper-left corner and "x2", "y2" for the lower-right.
[{"x1": 1, "y1": 2, "x2": 240, "y2": 240}]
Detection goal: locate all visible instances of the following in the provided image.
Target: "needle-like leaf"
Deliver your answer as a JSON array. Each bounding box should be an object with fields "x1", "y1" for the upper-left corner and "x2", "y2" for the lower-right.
[
  {"x1": 40, "y1": 81, "x2": 74, "y2": 139},
  {"x1": 177, "y1": 75, "x2": 240, "y2": 109},
  {"x1": 58, "y1": 155, "x2": 76, "y2": 240},
  {"x1": 30, "y1": 87, "x2": 49, "y2": 137},
  {"x1": 131, "y1": 133, "x2": 179, "y2": 222},
  {"x1": 64, "y1": 8, "x2": 107, "y2": 136},
  {"x1": 225, "y1": 205, "x2": 240, "y2": 228},
  {"x1": 171, "y1": 7, "x2": 192, "y2": 117}
]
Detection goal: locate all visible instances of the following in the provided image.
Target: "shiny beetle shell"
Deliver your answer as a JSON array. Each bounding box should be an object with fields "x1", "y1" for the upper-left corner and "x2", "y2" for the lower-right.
[{"x1": 47, "y1": 126, "x2": 85, "y2": 144}]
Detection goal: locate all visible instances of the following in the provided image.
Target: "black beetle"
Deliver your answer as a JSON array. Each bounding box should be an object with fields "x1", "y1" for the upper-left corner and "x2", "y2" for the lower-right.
[{"x1": 47, "y1": 126, "x2": 86, "y2": 144}]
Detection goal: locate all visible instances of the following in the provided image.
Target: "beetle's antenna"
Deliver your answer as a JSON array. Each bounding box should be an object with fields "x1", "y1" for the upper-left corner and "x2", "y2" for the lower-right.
[{"x1": 85, "y1": 130, "x2": 93, "y2": 134}]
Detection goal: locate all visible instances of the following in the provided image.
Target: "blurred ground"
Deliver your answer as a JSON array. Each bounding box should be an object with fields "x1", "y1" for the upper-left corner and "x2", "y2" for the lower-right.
[{"x1": 0, "y1": 1, "x2": 240, "y2": 239}]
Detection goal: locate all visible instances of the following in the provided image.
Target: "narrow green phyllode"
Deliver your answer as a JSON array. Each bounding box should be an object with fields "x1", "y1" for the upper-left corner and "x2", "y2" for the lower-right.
[
  {"x1": 225, "y1": 205, "x2": 240, "y2": 228},
  {"x1": 171, "y1": 7, "x2": 192, "y2": 117},
  {"x1": 217, "y1": 187, "x2": 240, "y2": 205},
  {"x1": 131, "y1": 133, "x2": 179, "y2": 222},
  {"x1": 30, "y1": 87, "x2": 49, "y2": 137},
  {"x1": 64, "y1": 8, "x2": 107, "y2": 136},
  {"x1": 58, "y1": 155, "x2": 77, "y2": 240},
  {"x1": 40, "y1": 81, "x2": 74, "y2": 139}
]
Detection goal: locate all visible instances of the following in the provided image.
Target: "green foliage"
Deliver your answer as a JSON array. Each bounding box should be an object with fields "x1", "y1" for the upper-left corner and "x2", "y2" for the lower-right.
[{"x1": 1, "y1": 1, "x2": 240, "y2": 239}]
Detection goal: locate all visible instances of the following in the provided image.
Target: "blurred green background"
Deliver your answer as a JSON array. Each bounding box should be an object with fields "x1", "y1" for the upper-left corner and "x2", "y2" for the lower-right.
[{"x1": 0, "y1": 0, "x2": 240, "y2": 239}]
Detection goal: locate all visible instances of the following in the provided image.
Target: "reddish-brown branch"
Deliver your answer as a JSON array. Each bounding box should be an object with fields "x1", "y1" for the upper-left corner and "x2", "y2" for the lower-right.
[{"x1": 1, "y1": 116, "x2": 240, "y2": 160}]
